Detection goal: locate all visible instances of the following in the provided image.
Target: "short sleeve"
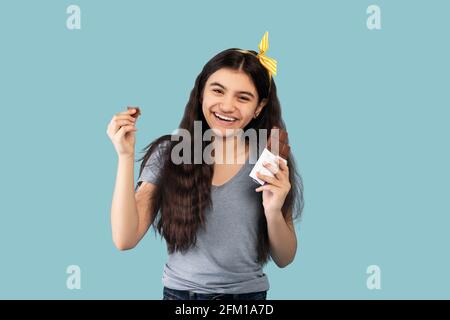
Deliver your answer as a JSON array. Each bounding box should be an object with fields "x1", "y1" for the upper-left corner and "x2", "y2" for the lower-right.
[{"x1": 136, "y1": 140, "x2": 170, "y2": 186}]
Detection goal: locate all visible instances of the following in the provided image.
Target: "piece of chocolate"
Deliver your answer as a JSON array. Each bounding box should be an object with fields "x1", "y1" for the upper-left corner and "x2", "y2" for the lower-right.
[
  {"x1": 127, "y1": 106, "x2": 141, "y2": 118},
  {"x1": 267, "y1": 128, "x2": 290, "y2": 159}
]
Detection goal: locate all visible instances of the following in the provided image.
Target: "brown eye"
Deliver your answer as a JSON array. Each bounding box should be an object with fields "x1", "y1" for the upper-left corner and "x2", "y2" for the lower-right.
[{"x1": 213, "y1": 89, "x2": 223, "y2": 94}]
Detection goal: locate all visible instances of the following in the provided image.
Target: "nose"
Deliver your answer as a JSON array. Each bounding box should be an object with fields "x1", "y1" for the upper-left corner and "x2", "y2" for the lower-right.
[{"x1": 218, "y1": 95, "x2": 236, "y2": 113}]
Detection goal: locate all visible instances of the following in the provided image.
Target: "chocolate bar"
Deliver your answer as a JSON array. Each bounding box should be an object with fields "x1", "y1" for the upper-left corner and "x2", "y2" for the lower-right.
[
  {"x1": 267, "y1": 128, "x2": 290, "y2": 160},
  {"x1": 127, "y1": 106, "x2": 141, "y2": 118}
]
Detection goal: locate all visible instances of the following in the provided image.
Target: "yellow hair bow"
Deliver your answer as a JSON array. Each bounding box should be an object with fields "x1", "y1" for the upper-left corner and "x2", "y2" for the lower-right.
[
  {"x1": 237, "y1": 31, "x2": 277, "y2": 78},
  {"x1": 257, "y1": 31, "x2": 277, "y2": 78}
]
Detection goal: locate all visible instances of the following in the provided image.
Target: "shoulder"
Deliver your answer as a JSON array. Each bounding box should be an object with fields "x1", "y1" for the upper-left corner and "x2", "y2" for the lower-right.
[
  {"x1": 147, "y1": 135, "x2": 172, "y2": 156},
  {"x1": 139, "y1": 135, "x2": 172, "y2": 168}
]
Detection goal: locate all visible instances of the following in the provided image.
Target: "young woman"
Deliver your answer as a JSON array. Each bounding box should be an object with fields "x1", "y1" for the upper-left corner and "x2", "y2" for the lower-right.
[{"x1": 107, "y1": 32, "x2": 304, "y2": 300}]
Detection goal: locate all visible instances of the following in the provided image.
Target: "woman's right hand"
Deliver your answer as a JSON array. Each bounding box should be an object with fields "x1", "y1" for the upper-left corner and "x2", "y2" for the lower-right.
[{"x1": 107, "y1": 107, "x2": 140, "y2": 157}]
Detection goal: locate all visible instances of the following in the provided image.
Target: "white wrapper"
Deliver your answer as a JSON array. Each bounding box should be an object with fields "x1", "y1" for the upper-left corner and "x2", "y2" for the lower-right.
[{"x1": 249, "y1": 148, "x2": 288, "y2": 185}]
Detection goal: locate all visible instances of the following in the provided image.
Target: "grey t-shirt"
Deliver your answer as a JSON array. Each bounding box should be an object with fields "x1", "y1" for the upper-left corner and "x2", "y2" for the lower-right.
[{"x1": 137, "y1": 140, "x2": 269, "y2": 294}]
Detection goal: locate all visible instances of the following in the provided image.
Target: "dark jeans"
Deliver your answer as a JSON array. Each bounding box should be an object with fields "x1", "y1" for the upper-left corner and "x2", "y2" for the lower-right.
[{"x1": 163, "y1": 286, "x2": 267, "y2": 300}]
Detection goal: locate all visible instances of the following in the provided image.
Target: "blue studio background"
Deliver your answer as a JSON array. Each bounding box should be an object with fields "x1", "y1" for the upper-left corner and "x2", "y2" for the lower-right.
[{"x1": 0, "y1": 0, "x2": 449, "y2": 299}]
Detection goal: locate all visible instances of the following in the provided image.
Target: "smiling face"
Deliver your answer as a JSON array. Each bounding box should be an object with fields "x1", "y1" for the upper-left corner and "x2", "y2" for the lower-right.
[{"x1": 201, "y1": 68, "x2": 267, "y2": 137}]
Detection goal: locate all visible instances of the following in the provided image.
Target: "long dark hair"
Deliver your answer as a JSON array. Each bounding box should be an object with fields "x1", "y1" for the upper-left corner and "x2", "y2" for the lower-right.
[{"x1": 136, "y1": 48, "x2": 304, "y2": 265}]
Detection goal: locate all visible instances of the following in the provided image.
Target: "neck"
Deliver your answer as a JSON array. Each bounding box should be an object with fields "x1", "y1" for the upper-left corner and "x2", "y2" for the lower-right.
[{"x1": 212, "y1": 134, "x2": 247, "y2": 165}]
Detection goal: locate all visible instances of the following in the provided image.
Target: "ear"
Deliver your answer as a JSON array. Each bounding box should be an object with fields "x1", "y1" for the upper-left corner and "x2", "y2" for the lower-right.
[{"x1": 254, "y1": 98, "x2": 268, "y2": 117}]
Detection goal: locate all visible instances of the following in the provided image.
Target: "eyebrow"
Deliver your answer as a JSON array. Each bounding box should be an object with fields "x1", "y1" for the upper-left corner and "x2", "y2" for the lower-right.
[{"x1": 209, "y1": 82, "x2": 255, "y2": 99}]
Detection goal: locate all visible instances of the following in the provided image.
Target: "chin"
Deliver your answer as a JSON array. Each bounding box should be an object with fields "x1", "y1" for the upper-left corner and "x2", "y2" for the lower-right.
[{"x1": 210, "y1": 127, "x2": 240, "y2": 138}]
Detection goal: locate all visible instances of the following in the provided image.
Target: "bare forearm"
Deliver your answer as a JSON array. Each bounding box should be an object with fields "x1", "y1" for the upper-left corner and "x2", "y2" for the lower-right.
[
  {"x1": 266, "y1": 213, "x2": 297, "y2": 268},
  {"x1": 111, "y1": 154, "x2": 139, "y2": 249}
]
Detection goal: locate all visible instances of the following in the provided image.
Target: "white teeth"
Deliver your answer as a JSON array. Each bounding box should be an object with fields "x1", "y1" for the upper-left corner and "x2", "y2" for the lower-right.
[{"x1": 214, "y1": 112, "x2": 237, "y2": 122}]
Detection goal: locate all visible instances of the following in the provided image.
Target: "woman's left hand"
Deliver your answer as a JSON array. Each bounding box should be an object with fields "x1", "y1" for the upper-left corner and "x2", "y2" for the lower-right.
[{"x1": 255, "y1": 158, "x2": 291, "y2": 219}]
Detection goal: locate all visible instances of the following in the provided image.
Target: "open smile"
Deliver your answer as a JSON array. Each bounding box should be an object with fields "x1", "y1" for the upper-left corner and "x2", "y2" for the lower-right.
[{"x1": 212, "y1": 112, "x2": 239, "y2": 126}]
